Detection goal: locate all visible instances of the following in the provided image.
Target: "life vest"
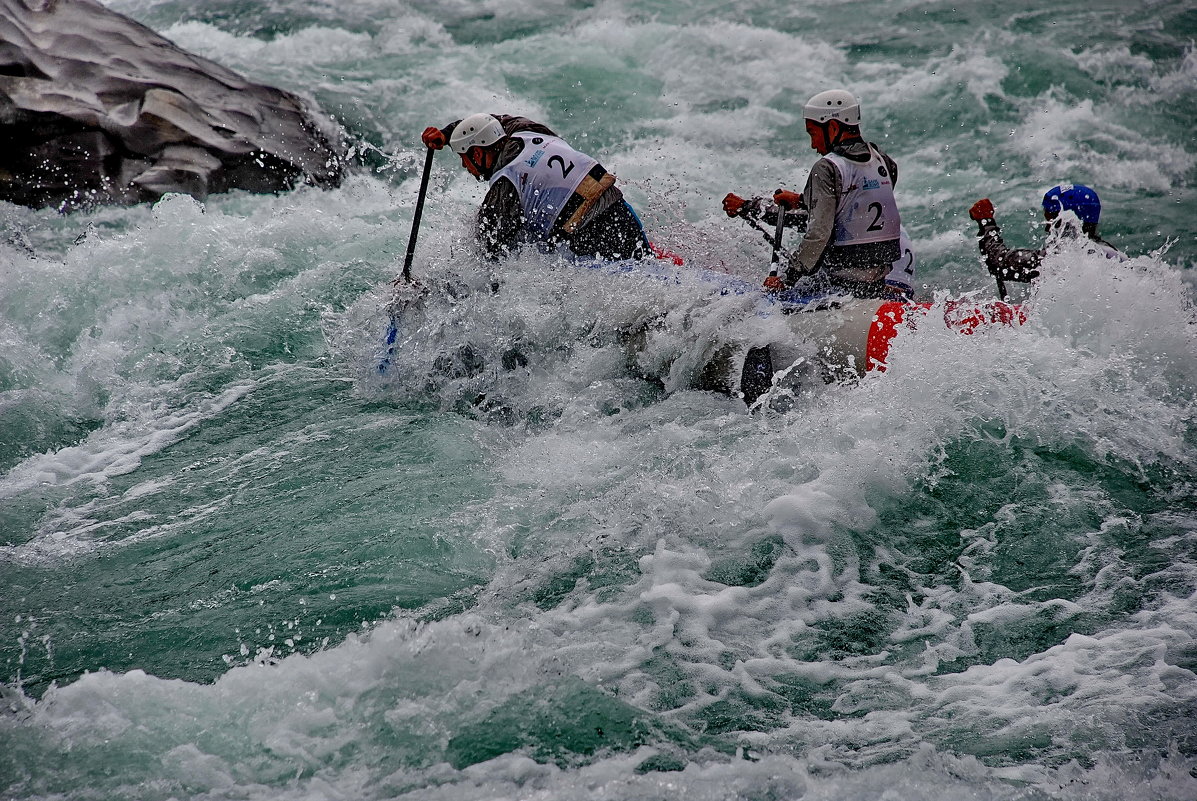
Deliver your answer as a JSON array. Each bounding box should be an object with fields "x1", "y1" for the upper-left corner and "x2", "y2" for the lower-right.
[
  {"x1": 1047, "y1": 217, "x2": 1127, "y2": 263},
  {"x1": 884, "y1": 226, "x2": 917, "y2": 297},
  {"x1": 1088, "y1": 239, "x2": 1124, "y2": 262},
  {"x1": 490, "y1": 133, "x2": 611, "y2": 238},
  {"x1": 823, "y1": 144, "x2": 901, "y2": 248}
]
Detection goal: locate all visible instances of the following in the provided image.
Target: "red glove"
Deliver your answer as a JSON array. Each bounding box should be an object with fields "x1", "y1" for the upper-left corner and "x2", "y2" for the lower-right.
[
  {"x1": 773, "y1": 190, "x2": 803, "y2": 210},
  {"x1": 969, "y1": 198, "x2": 994, "y2": 221},
  {"x1": 722, "y1": 193, "x2": 748, "y2": 218},
  {"x1": 763, "y1": 273, "x2": 786, "y2": 292},
  {"x1": 421, "y1": 126, "x2": 447, "y2": 150}
]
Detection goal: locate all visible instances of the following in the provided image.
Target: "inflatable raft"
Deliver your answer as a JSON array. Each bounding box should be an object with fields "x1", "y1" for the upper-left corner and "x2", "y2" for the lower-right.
[
  {"x1": 378, "y1": 251, "x2": 1025, "y2": 407},
  {"x1": 565, "y1": 253, "x2": 1025, "y2": 405}
]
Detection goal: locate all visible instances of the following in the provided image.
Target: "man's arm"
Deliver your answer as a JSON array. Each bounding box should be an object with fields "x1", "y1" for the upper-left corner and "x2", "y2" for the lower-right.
[
  {"x1": 477, "y1": 178, "x2": 523, "y2": 259},
  {"x1": 785, "y1": 159, "x2": 838, "y2": 284},
  {"x1": 977, "y1": 219, "x2": 1042, "y2": 283}
]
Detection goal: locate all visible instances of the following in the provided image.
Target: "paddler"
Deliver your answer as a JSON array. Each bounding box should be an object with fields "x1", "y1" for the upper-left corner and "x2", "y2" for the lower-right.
[
  {"x1": 967, "y1": 184, "x2": 1123, "y2": 284},
  {"x1": 723, "y1": 89, "x2": 904, "y2": 299},
  {"x1": 421, "y1": 114, "x2": 650, "y2": 261}
]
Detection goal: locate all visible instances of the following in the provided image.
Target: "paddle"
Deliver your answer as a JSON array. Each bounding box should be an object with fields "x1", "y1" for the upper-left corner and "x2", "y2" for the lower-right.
[
  {"x1": 399, "y1": 145, "x2": 436, "y2": 284},
  {"x1": 740, "y1": 213, "x2": 793, "y2": 262},
  {"x1": 378, "y1": 145, "x2": 435, "y2": 374},
  {"x1": 770, "y1": 197, "x2": 786, "y2": 264}
]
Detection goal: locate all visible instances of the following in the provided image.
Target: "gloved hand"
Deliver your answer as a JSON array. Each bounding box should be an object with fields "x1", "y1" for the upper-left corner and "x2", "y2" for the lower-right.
[
  {"x1": 422, "y1": 126, "x2": 447, "y2": 150},
  {"x1": 784, "y1": 252, "x2": 814, "y2": 282},
  {"x1": 763, "y1": 273, "x2": 786, "y2": 292},
  {"x1": 969, "y1": 198, "x2": 995, "y2": 221},
  {"x1": 723, "y1": 193, "x2": 749, "y2": 218},
  {"x1": 773, "y1": 190, "x2": 803, "y2": 210}
]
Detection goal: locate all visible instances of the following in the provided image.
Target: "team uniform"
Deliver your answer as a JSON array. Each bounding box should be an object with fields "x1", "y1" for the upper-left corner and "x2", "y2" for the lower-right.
[
  {"x1": 746, "y1": 198, "x2": 917, "y2": 299},
  {"x1": 441, "y1": 115, "x2": 648, "y2": 261},
  {"x1": 884, "y1": 226, "x2": 916, "y2": 298},
  {"x1": 787, "y1": 140, "x2": 902, "y2": 298},
  {"x1": 969, "y1": 183, "x2": 1121, "y2": 285},
  {"x1": 976, "y1": 218, "x2": 1122, "y2": 283}
]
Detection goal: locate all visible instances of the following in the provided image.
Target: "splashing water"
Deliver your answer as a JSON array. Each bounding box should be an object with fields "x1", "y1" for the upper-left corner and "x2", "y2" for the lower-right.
[{"x1": 3, "y1": 1, "x2": 1197, "y2": 799}]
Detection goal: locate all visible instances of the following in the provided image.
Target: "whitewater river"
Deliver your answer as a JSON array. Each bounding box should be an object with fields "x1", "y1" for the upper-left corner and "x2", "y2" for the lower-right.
[{"x1": 2, "y1": 0, "x2": 1196, "y2": 798}]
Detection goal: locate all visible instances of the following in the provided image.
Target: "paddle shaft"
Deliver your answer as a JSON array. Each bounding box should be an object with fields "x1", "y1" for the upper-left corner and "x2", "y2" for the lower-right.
[
  {"x1": 400, "y1": 147, "x2": 436, "y2": 283},
  {"x1": 770, "y1": 204, "x2": 786, "y2": 264},
  {"x1": 742, "y1": 214, "x2": 793, "y2": 262}
]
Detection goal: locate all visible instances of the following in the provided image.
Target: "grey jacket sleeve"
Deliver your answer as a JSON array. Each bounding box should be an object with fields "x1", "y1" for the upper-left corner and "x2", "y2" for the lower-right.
[{"x1": 787, "y1": 158, "x2": 838, "y2": 280}]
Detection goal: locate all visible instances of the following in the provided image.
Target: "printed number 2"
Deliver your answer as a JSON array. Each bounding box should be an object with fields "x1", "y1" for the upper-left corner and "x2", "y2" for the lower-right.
[
  {"x1": 547, "y1": 154, "x2": 575, "y2": 178},
  {"x1": 867, "y1": 202, "x2": 885, "y2": 231}
]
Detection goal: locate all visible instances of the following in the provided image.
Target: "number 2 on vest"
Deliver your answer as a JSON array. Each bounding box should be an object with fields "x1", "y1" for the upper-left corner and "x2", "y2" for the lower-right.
[
  {"x1": 866, "y1": 202, "x2": 884, "y2": 231},
  {"x1": 547, "y1": 154, "x2": 575, "y2": 178}
]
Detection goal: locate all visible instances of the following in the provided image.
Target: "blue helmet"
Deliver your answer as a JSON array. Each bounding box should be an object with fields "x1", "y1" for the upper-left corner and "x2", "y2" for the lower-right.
[{"x1": 1042, "y1": 184, "x2": 1101, "y2": 225}]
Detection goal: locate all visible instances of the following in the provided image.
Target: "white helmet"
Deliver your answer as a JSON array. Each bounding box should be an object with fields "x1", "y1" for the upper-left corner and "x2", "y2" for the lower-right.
[
  {"x1": 803, "y1": 90, "x2": 861, "y2": 126},
  {"x1": 450, "y1": 113, "x2": 505, "y2": 154}
]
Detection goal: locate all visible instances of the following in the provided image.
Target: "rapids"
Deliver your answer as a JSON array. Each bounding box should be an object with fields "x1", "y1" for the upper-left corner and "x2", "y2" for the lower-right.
[{"x1": 2, "y1": 1, "x2": 1196, "y2": 799}]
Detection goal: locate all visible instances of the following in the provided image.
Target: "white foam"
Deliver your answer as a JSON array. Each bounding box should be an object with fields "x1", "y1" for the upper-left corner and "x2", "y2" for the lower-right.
[
  {"x1": 1010, "y1": 96, "x2": 1194, "y2": 192},
  {"x1": 5, "y1": 4, "x2": 1197, "y2": 800}
]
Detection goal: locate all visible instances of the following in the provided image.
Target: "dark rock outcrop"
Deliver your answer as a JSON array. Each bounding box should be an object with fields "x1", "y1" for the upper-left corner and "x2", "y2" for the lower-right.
[{"x1": 0, "y1": 0, "x2": 346, "y2": 209}]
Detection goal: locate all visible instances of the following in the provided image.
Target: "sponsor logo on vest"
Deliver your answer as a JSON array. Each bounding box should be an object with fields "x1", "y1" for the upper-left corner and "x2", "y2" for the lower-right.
[
  {"x1": 861, "y1": 178, "x2": 881, "y2": 190},
  {"x1": 526, "y1": 149, "x2": 545, "y2": 167}
]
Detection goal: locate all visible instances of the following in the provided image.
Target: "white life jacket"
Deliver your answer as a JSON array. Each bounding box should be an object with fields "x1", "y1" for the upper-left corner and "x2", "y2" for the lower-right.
[
  {"x1": 1048, "y1": 215, "x2": 1127, "y2": 263},
  {"x1": 824, "y1": 144, "x2": 901, "y2": 247},
  {"x1": 884, "y1": 225, "x2": 917, "y2": 296},
  {"x1": 1088, "y1": 239, "x2": 1125, "y2": 262},
  {"x1": 491, "y1": 133, "x2": 599, "y2": 237}
]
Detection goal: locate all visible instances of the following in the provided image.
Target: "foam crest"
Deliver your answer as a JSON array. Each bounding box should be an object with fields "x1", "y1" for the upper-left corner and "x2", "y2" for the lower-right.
[
  {"x1": 164, "y1": 21, "x2": 376, "y2": 69},
  {"x1": 0, "y1": 380, "x2": 253, "y2": 510},
  {"x1": 4, "y1": 2, "x2": 1197, "y2": 799},
  {"x1": 1011, "y1": 97, "x2": 1195, "y2": 192}
]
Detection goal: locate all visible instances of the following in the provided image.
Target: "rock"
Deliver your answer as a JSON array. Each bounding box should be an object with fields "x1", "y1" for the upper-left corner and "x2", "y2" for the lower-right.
[{"x1": 0, "y1": 0, "x2": 346, "y2": 209}]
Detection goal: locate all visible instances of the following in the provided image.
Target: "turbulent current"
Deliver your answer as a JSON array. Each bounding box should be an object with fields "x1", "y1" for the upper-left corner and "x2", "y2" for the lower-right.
[{"x1": 3, "y1": 1, "x2": 1197, "y2": 799}]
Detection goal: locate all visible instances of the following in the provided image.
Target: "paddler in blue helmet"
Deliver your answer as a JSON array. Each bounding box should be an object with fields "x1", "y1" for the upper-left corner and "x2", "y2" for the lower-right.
[
  {"x1": 723, "y1": 89, "x2": 905, "y2": 299},
  {"x1": 967, "y1": 184, "x2": 1122, "y2": 284},
  {"x1": 421, "y1": 114, "x2": 650, "y2": 261}
]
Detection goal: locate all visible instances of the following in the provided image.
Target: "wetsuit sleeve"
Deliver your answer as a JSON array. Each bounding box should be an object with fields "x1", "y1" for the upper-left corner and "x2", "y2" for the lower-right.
[
  {"x1": 786, "y1": 158, "x2": 838, "y2": 283},
  {"x1": 977, "y1": 218, "x2": 1042, "y2": 283},
  {"x1": 477, "y1": 177, "x2": 523, "y2": 259}
]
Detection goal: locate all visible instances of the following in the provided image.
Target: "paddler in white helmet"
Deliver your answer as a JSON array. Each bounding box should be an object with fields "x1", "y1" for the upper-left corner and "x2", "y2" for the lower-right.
[
  {"x1": 421, "y1": 114, "x2": 650, "y2": 261},
  {"x1": 724, "y1": 89, "x2": 905, "y2": 299}
]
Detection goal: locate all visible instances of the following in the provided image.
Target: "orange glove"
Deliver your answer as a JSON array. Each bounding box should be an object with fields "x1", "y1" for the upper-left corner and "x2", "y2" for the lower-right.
[
  {"x1": 969, "y1": 198, "x2": 995, "y2": 221},
  {"x1": 773, "y1": 190, "x2": 803, "y2": 210},
  {"x1": 421, "y1": 126, "x2": 447, "y2": 150},
  {"x1": 723, "y1": 193, "x2": 748, "y2": 218},
  {"x1": 763, "y1": 273, "x2": 786, "y2": 292}
]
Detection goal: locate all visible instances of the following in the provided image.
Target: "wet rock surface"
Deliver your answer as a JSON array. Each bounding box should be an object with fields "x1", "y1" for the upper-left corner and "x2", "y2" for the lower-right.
[{"x1": 0, "y1": 0, "x2": 345, "y2": 209}]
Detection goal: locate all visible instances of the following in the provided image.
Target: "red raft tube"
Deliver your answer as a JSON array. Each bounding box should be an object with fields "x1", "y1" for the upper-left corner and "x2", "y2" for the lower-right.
[
  {"x1": 738, "y1": 296, "x2": 1027, "y2": 405},
  {"x1": 865, "y1": 298, "x2": 1027, "y2": 371}
]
